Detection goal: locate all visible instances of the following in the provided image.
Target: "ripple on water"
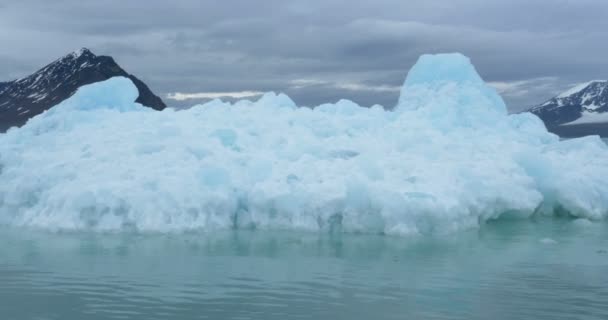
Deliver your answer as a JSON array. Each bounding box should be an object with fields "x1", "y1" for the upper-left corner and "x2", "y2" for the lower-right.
[{"x1": 1, "y1": 219, "x2": 608, "y2": 320}]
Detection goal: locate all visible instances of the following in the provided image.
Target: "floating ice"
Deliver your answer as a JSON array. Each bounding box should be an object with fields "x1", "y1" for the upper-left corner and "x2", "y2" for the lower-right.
[
  {"x1": 1, "y1": 53, "x2": 607, "y2": 235},
  {"x1": 572, "y1": 218, "x2": 594, "y2": 228},
  {"x1": 540, "y1": 238, "x2": 558, "y2": 245}
]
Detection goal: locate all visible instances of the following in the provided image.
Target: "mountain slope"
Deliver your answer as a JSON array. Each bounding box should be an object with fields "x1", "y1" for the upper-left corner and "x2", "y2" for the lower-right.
[
  {"x1": 0, "y1": 48, "x2": 166, "y2": 132},
  {"x1": 528, "y1": 80, "x2": 608, "y2": 137}
]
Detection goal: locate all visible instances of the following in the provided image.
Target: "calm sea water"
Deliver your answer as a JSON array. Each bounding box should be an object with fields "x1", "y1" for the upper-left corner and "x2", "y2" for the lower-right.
[{"x1": 2, "y1": 218, "x2": 608, "y2": 320}]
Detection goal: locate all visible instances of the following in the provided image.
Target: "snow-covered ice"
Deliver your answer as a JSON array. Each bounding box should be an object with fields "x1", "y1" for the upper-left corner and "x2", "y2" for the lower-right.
[
  {"x1": 557, "y1": 80, "x2": 606, "y2": 98},
  {"x1": 1, "y1": 53, "x2": 607, "y2": 235},
  {"x1": 563, "y1": 111, "x2": 608, "y2": 125}
]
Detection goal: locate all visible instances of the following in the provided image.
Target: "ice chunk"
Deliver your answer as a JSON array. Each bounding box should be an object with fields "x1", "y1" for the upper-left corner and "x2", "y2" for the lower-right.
[
  {"x1": 255, "y1": 92, "x2": 296, "y2": 109},
  {"x1": 403, "y1": 53, "x2": 485, "y2": 87},
  {"x1": 52, "y1": 76, "x2": 141, "y2": 112},
  {"x1": 1, "y1": 54, "x2": 607, "y2": 235},
  {"x1": 572, "y1": 218, "x2": 594, "y2": 227},
  {"x1": 397, "y1": 53, "x2": 507, "y2": 116},
  {"x1": 540, "y1": 238, "x2": 558, "y2": 245}
]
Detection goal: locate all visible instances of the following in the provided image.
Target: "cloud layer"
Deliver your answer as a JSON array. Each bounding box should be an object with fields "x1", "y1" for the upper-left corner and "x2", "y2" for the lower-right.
[{"x1": 1, "y1": 0, "x2": 607, "y2": 111}]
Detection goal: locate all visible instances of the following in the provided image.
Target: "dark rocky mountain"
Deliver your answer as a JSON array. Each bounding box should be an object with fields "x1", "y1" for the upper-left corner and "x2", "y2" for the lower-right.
[
  {"x1": 528, "y1": 80, "x2": 608, "y2": 137},
  {"x1": 0, "y1": 48, "x2": 166, "y2": 132}
]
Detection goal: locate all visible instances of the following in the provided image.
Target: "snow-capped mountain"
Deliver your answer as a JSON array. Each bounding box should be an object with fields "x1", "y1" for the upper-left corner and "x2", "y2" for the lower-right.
[
  {"x1": 0, "y1": 48, "x2": 166, "y2": 132},
  {"x1": 528, "y1": 80, "x2": 608, "y2": 137}
]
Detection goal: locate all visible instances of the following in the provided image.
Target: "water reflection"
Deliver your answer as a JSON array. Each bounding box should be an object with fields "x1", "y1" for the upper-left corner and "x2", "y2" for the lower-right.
[{"x1": 1, "y1": 219, "x2": 608, "y2": 320}]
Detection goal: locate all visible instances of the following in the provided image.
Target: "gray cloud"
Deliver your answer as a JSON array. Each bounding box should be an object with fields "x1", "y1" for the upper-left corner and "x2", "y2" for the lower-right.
[{"x1": 1, "y1": 0, "x2": 607, "y2": 111}]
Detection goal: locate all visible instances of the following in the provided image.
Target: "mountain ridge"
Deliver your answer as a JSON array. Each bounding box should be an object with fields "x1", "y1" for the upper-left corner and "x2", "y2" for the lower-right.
[
  {"x1": 0, "y1": 48, "x2": 166, "y2": 132},
  {"x1": 528, "y1": 80, "x2": 608, "y2": 137}
]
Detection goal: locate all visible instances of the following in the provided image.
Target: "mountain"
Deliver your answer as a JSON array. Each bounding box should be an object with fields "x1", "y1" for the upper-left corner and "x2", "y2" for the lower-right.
[
  {"x1": 528, "y1": 80, "x2": 608, "y2": 137},
  {"x1": 0, "y1": 48, "x2": 166, "y2": 132}
]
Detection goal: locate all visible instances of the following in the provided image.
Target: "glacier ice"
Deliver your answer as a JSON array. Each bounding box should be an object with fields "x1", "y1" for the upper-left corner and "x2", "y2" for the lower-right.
[{"x1": 1, "y1": 53, "x2": 607, "y2": 235}]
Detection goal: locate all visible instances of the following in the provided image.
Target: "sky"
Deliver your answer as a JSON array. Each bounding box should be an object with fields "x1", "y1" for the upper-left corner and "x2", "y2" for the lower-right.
[{"x1": 0, "y1": 0, "x2": 607, "y2": 112}]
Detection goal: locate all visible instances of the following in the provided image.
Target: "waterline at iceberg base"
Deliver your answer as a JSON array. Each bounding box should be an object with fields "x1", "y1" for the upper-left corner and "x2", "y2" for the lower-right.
[{"x1": 1, "y1": 53, "x2": 607, "y2": 235}]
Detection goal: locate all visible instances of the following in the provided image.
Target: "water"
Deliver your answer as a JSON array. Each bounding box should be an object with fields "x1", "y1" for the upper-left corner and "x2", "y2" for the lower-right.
[{"x1": 2, "y1": 218, "x2": 608, "y2": 320}]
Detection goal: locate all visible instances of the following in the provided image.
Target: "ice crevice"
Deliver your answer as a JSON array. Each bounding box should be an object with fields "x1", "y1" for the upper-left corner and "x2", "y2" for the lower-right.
[{"x1": 1, "y1": 53, "x2": 607, "y2": 235}]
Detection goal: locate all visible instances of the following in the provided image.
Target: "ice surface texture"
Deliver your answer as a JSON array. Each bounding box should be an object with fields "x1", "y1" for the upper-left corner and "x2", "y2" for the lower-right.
[{"x1": 1, "y1": 53, "x2": 607, "y2": 235}]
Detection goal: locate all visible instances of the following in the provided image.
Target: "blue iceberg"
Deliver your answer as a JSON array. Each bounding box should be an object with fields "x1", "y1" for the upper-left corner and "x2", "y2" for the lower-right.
[{"x1": 1, "y1": 53, "x2": 607, "y2": 235}]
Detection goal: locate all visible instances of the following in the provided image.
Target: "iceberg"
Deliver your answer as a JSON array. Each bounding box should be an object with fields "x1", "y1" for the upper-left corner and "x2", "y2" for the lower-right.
[{"x1": 1, "y1": 53, "x2": 607, "y2": 235}]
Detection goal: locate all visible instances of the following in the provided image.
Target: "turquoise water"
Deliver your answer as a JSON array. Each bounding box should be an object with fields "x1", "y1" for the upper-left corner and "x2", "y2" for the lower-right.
[{"x1": 2, "y1": 218, "x2": 608, "y2": 319}]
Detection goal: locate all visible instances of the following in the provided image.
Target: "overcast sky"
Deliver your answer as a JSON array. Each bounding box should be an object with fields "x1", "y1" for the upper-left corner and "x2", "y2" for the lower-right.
[{"x1": 1, "y1": 0, "x2": 607, "y2": 111}]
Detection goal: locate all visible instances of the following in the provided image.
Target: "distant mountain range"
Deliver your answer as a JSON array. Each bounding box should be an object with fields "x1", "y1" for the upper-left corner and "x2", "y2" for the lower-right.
[
  {"x1": 528, "y1": 80, "x2": 608, "y2": 137},
  {"x1": 0, "y1": 48, "x2": 166, "y2": 132}
]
